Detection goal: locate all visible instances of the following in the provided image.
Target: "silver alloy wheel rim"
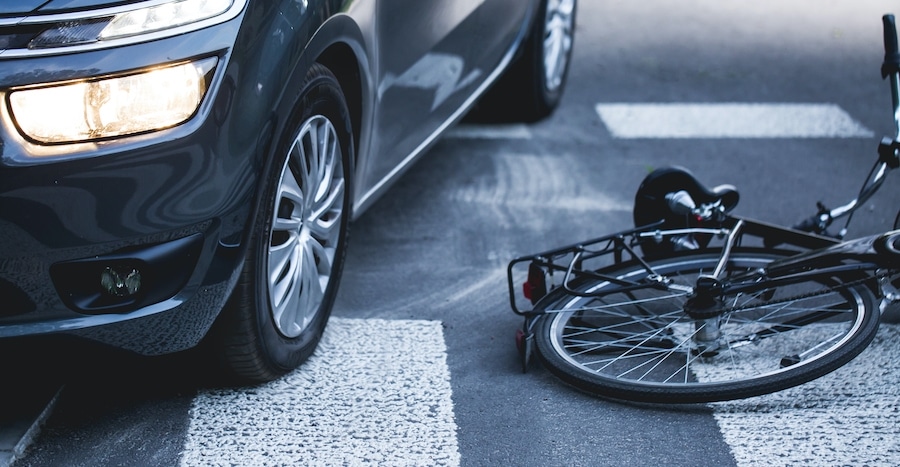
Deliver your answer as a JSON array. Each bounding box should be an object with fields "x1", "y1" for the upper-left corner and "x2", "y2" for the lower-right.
[
  {"x1": 268, "y1": 114, "x2": 345, "y2": 338},
  {"x1": 543, "y1": 0, "x2": 575, "y2": 92}
]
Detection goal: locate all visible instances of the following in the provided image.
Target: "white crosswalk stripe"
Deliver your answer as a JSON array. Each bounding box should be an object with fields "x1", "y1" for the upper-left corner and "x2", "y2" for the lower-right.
[
  {"x1": 181, "y1": 318, "x2": 460, "y2": 467},
  {"x1": 596, "y1": 103, "x2": 874, "y2": 138}
]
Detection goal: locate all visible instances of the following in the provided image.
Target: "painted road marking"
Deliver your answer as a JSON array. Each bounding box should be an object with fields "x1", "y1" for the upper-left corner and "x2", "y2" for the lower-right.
[
  {"x1": 595, "y1": 103, "x2": 874, "y2": 138},
  {"x1": 181, "y1": 318, "x2": 460, "y2": 467},
  {"x1": 702, "y1": 324, "x2": 900, "y2": 466},
  {"x1": 445, "y1": 123, "x2": 532, "y2": 139}
]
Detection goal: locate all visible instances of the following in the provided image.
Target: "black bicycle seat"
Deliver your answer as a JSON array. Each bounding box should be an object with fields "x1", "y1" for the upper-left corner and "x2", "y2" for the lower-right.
[{"x1": 633, "y1": 166, "x2": 740, "y2": 228}]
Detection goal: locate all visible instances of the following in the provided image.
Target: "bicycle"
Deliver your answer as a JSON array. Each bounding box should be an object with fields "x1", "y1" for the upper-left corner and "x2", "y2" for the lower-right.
[{"x1": 506, "y1": 14, "x2": 900, "y2": 404}]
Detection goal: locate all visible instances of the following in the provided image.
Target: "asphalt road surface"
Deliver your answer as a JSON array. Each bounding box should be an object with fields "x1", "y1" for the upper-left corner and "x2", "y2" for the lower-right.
[{"x1": 5, "y1": 1, "x2": 900, "y2": 465}]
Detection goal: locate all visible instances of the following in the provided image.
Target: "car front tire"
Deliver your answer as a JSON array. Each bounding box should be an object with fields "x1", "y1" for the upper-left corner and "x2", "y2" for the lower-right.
[{"x1": 212, "y1": 63, "x2": 353, "y2": 383}]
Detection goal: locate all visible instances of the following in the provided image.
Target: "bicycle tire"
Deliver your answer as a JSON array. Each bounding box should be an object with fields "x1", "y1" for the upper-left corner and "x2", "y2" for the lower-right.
[{"x1": 532, "y1": 248, "x2": 879, "y2": 403}]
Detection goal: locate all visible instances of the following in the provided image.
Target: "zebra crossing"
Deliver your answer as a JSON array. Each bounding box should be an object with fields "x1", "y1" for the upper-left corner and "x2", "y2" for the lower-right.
[{"x1": 178, "y1": 318, "x2": 900, "y2": 466}]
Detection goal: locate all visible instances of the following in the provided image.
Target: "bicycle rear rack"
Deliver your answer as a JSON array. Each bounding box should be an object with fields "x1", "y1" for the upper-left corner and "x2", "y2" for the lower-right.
[{"x1": 506, "y1": 216, "x2": 842, "y2": 316}]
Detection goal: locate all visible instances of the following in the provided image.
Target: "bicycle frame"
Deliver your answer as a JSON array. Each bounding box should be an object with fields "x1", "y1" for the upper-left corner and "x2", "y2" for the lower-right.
[
  {"x1": 675, "y1": 219, "x2": 899, "y2": 320},
  {"x1": 505, "y1": 13, "x2": 900, "y2": 402}
]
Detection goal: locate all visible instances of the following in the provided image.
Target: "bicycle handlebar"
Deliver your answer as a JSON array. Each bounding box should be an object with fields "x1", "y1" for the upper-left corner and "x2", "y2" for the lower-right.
[
  {"x1": 795, "y1": 15, "x2": 900, "y2": 238},
  {"x1": 882, "y1": 15, "x2": 900, "y2": 78},
  {"x1": 883, "y1": 14, "x2": 900, "y2": 137}
]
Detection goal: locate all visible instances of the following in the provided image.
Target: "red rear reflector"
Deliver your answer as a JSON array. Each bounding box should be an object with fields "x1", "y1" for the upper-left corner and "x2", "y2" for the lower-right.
[{"x1": 523, "y1": 262, "x2": 547, "y2": 304}]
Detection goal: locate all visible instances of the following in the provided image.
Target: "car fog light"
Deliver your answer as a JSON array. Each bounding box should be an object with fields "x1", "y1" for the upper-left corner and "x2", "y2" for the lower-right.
[
  {"x1": 100, "y1": 266, "x2": 142, "y2": 297},
  {"x1": 8, "y1": 57, "x2": 216, "y2": 144}
]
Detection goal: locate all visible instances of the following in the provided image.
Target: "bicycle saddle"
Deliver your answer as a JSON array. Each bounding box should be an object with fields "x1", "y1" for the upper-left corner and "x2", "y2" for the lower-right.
[
  {"x1": 633, "y1": 166, "x2": 739, "y2": 256},
  {"x1": 633, "y1": 166, "x2": 740, "y2": 227}
]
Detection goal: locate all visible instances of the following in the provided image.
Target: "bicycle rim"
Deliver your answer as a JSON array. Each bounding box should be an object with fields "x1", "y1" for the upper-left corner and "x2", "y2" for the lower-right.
[{"x1": 533, "y1": 249, "x2": 879, "y2": 403}]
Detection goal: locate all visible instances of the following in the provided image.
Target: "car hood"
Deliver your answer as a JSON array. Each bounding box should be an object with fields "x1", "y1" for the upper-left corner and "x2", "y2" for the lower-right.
[
  {"x1": 1, "y1": 0, "x2": 152, "y2": 16},
  {"x1": 0, "y1": 0, "x2": 50, "y2": 16}
]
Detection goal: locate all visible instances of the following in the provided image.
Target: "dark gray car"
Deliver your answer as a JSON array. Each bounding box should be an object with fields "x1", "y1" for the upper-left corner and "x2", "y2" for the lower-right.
[{"x1": 0, "y1": 0, "x2": 576, "y2": 382}]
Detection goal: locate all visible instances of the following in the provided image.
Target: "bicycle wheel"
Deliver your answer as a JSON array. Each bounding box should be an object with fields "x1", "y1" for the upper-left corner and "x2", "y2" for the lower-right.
[{"x1": 532, "y1": 249, "x2": 879, "y2": 403}]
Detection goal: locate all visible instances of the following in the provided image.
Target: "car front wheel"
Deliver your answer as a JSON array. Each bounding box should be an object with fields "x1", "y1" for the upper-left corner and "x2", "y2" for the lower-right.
[{"x1": 213, "y1": 63, "x2": 353, "y2": 383}]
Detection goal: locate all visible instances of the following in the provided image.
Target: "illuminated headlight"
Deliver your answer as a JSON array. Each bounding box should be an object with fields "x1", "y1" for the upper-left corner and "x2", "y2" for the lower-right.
[
  {"x1": 29, "y1": 0, "x2": 235, "y2": 48},
  {"x1": 8, "y1": 58, "x2": 217, "y2": 144}
]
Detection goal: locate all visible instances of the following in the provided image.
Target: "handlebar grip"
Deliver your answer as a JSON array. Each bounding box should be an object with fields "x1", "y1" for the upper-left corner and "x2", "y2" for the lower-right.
[{"x1": 883, "y1": 14, "x2": 900, "y2": 78}]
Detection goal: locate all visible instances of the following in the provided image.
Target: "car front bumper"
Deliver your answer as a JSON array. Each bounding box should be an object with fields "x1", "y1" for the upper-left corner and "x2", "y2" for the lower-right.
[{"x1": 0, "y1": 5, "x2": 271, "y2": 355}]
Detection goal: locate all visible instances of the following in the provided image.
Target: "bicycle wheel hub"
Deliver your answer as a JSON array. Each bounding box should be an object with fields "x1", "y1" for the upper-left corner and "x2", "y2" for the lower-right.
[{"x1": 684, "y1": 275, "x2": 725, "y2": 319}]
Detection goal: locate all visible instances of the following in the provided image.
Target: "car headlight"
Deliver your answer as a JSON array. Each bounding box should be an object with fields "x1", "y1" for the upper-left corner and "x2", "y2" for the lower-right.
[
  {"x1": 8, "y1": 57, "x2": 217, "y2": 144},
  {"x1": 28, "y1": 0, "x2": 235, "y2": 49}
]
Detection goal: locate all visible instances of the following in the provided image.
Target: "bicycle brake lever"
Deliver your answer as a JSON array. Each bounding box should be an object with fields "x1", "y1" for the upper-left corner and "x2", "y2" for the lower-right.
[{"x1": 792, "y1": 202, "x2": 833, "y2": 235}]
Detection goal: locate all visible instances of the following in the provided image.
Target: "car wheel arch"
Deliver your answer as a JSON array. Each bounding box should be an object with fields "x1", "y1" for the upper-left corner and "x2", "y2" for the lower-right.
[{"x1": 274, "y1": 14, "x2": 372, "y2": 180}]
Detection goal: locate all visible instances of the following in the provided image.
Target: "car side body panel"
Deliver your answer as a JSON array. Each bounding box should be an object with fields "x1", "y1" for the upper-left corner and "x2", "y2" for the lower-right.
[{"x1": 352, "y1": 0, "x2": 535, "y2": 214}]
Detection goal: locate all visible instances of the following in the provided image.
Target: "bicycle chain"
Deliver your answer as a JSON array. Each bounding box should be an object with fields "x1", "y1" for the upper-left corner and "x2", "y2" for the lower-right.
[{"x1": 723, "y1": 274, "x2": 885, "y2": 313}]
